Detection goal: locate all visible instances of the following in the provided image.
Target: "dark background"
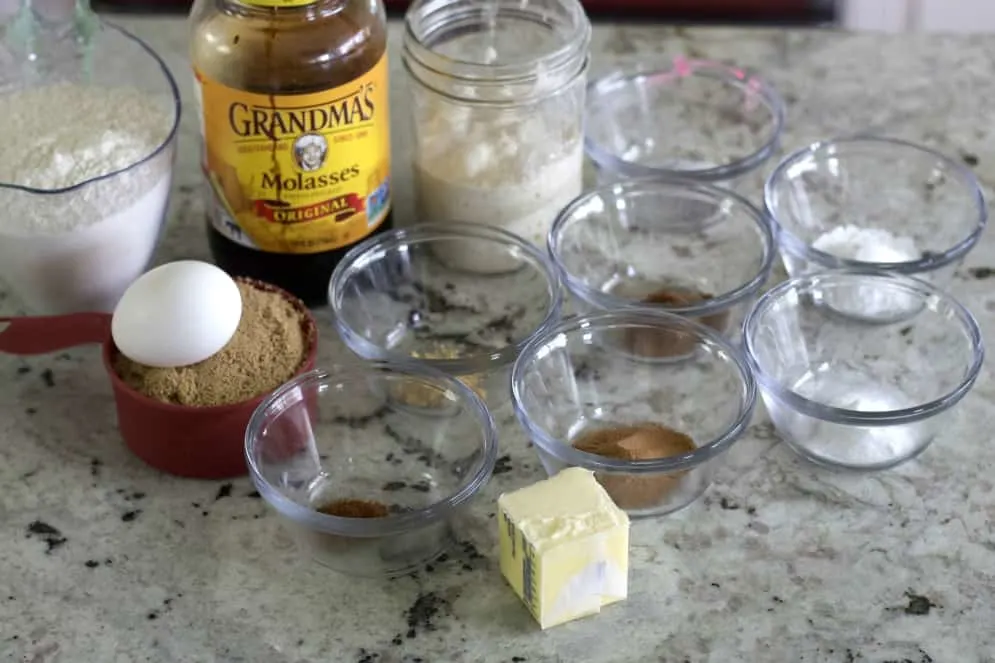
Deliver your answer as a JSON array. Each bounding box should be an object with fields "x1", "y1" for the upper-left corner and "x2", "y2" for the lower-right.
[{"x1": 94, "y1": 0, "x2": 837, "y2": 24}]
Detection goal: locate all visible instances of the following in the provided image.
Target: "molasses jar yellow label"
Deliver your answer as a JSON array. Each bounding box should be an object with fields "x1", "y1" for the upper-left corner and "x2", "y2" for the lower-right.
[{"x1": 194, "y1": 54, "x2": 391, "y2": 255}]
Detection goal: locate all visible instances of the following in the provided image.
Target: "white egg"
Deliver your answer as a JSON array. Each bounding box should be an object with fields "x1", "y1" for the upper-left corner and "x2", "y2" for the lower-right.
[{"x1": 111, "y1": 261, "x2": 242, "y2": 368}]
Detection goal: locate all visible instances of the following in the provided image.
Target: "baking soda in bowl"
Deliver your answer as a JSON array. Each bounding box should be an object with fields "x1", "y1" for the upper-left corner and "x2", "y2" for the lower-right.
[
  {"x1": 811, "y1": 225, "x2": 923, "y2": 321},
  {"x1": 0, "y1": 83, "x2": 175, "y2": 314}
]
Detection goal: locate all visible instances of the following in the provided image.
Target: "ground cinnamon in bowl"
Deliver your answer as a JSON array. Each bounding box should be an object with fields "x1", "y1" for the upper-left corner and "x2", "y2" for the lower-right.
[
  {"x1": 317, "y1": 499, "x2": 390, "y2": 518},
  {"x1": 624, "y1": 287, "x2": 730, "y2": 358},
  {"x1": 572, "y1": 423, "x2": 696, "y2": 510},
  {"x1": 114, "y1": 279, "x2": 311, "y2": 407}
]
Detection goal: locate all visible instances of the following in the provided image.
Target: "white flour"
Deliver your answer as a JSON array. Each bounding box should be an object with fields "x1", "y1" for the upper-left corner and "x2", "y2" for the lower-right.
[
  {"x1": 413, "y1": 100, "x2": 583, "y2": 273},
  {"x1": 811, "y1": 225, "x2": 921, "y2": 320},
  {"x1": 0, "y1": 83, "x2": 174, "y2": 313}
]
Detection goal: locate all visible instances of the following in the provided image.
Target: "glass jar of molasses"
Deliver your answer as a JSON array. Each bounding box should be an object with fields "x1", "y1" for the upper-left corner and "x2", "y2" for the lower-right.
[{"x1": 189, "y1": 0, "x2": 392, "y2": 306}]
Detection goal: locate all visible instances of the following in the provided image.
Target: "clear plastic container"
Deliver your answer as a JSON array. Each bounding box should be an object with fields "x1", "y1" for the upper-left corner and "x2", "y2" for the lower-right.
[
  {"x1": 549, "y1": 178, "x2": 774, "y2": 339},
  {"x1": 0, "y1": 1, "x2": 179, "y2": 314},
  {"x1": 329, "y1": 222, "x2": 562, "y2": 414},
  {"x1": 401, "y1": 0, "x2": 591, "y2": 250},
  {"x1": 765, "y1": 137, "x2": 987, "y2": 290},
  {"x1": 512, "y1": 310, "x2": 756, "y2": 517},
  {"x1": 245, "y1": 365, "x2": 497, "y2": 577},
  {"x1": 743, "y1": 272, "x2": 984, "y2": 471},
  {"x1": 585, "y1": 58, "x2": 784, "y2": 187}
]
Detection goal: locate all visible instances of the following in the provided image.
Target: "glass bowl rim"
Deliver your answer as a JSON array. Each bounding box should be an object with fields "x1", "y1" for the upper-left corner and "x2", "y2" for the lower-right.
[
  {"x1": 0, "y1": 20, "x2": 182, "y2": 195},
  {"x1": 244, "y1": 364, "x2": 498, "y2": 538},
  {"x1": 763, "y1": 136, "x2": 989, "y2": 274},
  {"x1": 548, "y1": 176, "x2": 776, "y2": 316},
  {"x1": 583, "y1": 57, "x2": 786, "y2": 181},
  {"x1": 511, "y1": 309, "x2": 758, "y2": 473},
  {"x1": 328, "y1": 221, "x2": 564, "y2": 375},
  {"x1": 742, "y1": 270, "x2": 985, "y2": 426}
]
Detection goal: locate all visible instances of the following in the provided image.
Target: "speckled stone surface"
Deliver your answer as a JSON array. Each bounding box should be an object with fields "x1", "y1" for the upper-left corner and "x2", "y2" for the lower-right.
[{"x1": 3, "y1": 16, "x2": 995, "y2": 663}]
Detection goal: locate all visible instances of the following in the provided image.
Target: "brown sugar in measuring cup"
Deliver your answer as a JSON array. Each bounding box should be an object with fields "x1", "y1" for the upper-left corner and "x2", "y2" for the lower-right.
[
  {"x1": 107, "y1": 278, "x2": 318, "y2": 478},
  {"x1": 114, "y1": 280, "x2": 309, "y2": 407},
  {"x1": 0, "y1": 278, "x2": 318, "y2": 479},
  {"x1": 624, "y1": 287, "x2": 730, "y2": 358},
  {"x1": 573, "y1": 423, "x2": 697, "y2": 510}
]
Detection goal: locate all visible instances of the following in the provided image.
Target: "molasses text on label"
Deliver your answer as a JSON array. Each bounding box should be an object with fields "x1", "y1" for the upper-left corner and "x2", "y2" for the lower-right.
[
  {"x1": 260, "y1": 165, "x2": 360, "y2": 191},
  {"x1": 229, "y1": 84, "x2": 376, "y2": 139}
]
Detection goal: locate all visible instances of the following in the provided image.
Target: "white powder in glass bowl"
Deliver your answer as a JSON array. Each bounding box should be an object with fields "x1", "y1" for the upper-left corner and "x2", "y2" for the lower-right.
[
  {"x1": 810, "y1": 225, "x2": 922, "y2": 321},
  {"x1": 811, "y1": 225, "x2": 920, "y2": 264},
  {"x1": 0, "y1": 83, "x2": 174, "y2": 314}
]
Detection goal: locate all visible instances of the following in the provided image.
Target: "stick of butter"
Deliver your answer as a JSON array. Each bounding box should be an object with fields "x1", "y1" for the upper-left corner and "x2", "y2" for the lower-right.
[{"x1": 498, "y1": 467, "x2": 630, "y2": 630}]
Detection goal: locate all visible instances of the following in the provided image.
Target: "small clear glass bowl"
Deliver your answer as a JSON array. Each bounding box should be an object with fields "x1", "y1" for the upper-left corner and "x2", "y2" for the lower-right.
[
  {"x1": 549, "y1": 178, "x2": 775, "y2": 338},
  {"x1": 245, "y1": 364, "x2": 497, "y2": 578},
  {"x1": 329, "y1": 222, "x2": 562, "y2": 411},
  {"x1": 585, "y1": 58, "x2": 784, "y2": 184},
  {"x1": 765, "y1": 137, "x2": 987, "y2": 291},
  {"x1": 511, "y1": 310, "x2": 756, "y2": 517},
  {"x1": 743, "y1": 272, "x2": 984, "y2": 471}
]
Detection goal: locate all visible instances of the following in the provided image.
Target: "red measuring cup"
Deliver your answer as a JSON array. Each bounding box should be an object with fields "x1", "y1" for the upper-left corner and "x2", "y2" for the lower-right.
[{"x1": 0, "y1": 280, "x2": 318, "y2": 479}]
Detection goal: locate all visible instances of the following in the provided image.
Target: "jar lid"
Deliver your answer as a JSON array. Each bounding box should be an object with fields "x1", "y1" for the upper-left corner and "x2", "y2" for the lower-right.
[{"x1": 402, "y1": 0, "x2": 591, "y2": 102}]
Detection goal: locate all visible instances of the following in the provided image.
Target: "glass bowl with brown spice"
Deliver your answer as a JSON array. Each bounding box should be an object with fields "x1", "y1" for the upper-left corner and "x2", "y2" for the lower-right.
[
  {"x1": 511, "y1": 310, "x2": 756, "y2": 517},
  {"x1": 548, "y1": 178, "x2": 774, "y2": 345},
  {"x1": 329, "y1": 222, "x2": 562, "y2": 417},
  {"x1": 245, "y1": 362, "x2": 497, "y2": 577}
]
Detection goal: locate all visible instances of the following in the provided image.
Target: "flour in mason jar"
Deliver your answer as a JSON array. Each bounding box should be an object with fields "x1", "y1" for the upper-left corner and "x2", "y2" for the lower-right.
[
  {"x1": 0, "y1": 82, "x2": 174, "y2": 313},
  {"x1": 413, "y1": 101, "x2": 583, "y2": 273}
]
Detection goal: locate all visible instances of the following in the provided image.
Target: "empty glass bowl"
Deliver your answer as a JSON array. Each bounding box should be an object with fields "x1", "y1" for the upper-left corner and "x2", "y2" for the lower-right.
[
  {"x1": 743, "y1": 272, "x2": 984, "y2": 471},
  {"x1": 549, "y1": 178, "x2": 774, "y2": 337},
  {"x1": 765, "y1": 137, "x2": 987, "y2": 288},
  {"x1": 511, "y1": 310, "x2": 756, "y2": 517},
  {"x1": 245, "y1": 365, "x2": 497, "y2": 577},
  {"x1": 585, "y1": 58, "x2": 784, "y2": 184},
  {"x1": 329, "y1": 222, "x2": 562, "y2": 411}
]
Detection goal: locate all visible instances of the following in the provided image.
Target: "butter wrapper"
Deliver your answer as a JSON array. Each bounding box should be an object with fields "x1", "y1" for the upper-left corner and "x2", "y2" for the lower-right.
[{"x1": 498, "y1": 467, "x2": 630, "y2": 629}]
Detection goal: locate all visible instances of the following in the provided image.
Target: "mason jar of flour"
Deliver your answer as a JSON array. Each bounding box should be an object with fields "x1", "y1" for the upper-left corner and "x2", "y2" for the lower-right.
[{"x1": 402, "y1": 0, "x2": 591, "y2": 273}]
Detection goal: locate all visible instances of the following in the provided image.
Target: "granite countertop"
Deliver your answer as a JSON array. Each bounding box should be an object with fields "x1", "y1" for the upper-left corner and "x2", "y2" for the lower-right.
[{"x1": 4, "y1": 15, "x2": 995, "y2": 663}]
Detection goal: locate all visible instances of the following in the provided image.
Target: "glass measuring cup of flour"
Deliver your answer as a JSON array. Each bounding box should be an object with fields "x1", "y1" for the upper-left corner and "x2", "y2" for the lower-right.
[
  {"x1": 0, "y1": 1, "x2": 180, "y2": 314},
  {"x1": 401, "y1": 0, "x2": 591, "y2": 253},
  {"x1": 765, "y1": 137, "x2": 987, "y2": 310},
  {"x1": 585, "y1": 58, "x2": 785, "y2": 189}
]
